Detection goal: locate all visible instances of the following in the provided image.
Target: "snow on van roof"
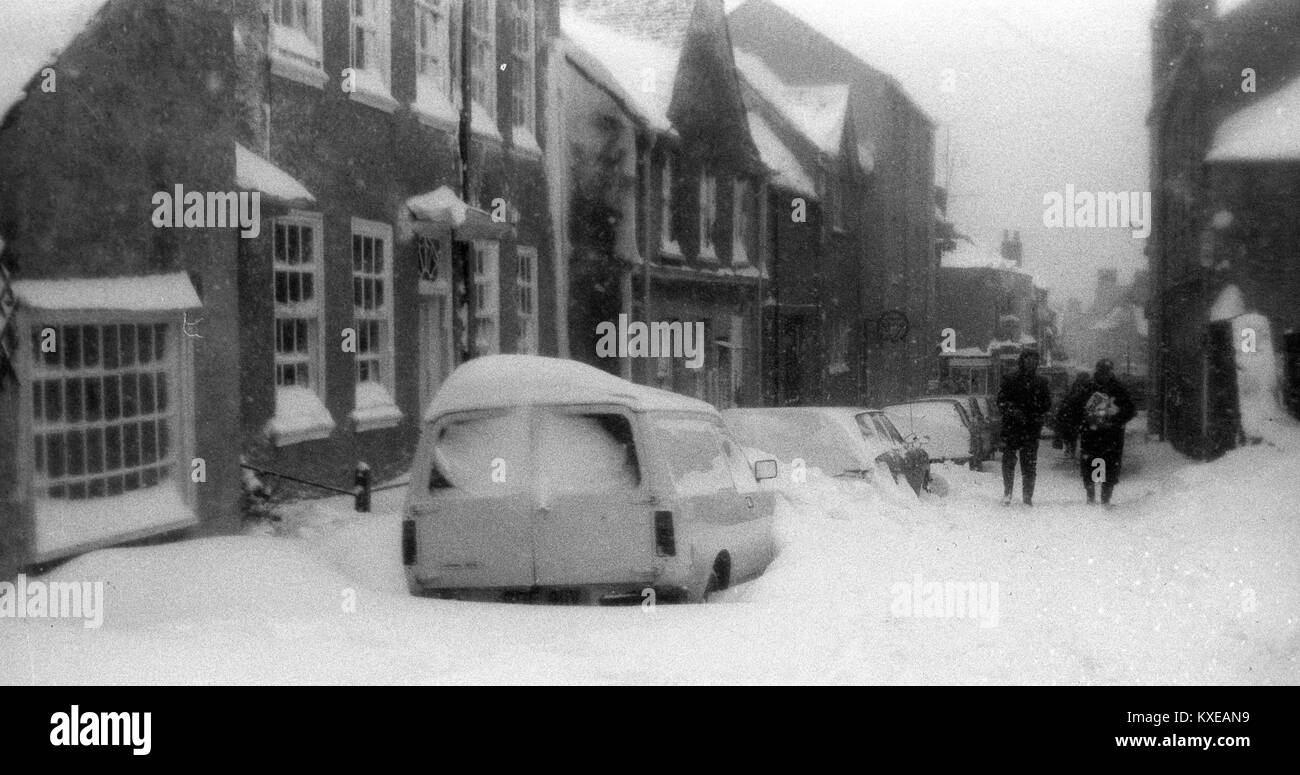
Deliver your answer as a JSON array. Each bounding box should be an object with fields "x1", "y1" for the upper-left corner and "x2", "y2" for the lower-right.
[{"x1": 424, "y1": 355, "x2": 718, "y2": 420}]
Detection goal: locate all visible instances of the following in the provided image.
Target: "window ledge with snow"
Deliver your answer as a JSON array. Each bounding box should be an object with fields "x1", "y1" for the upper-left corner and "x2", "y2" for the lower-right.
[
  {"x1": 32, "y1": 485, "x2": 198, "y2": 564},
  {"x1": 267, "y1": 386, "x2": 336, "y2": 446},
  {"x1": 659, "y1": 240, "x2": 684, "y2": 261},
  {"x1": 698, "y1": 244, "x2": 719, "y2": 262},
  {"x1": 511, "y1": 125, "x2": 542, "y2": 158},
  {"x1": 270, "y1": 51, "x2": 328, "y2": 90},
  {"x1": 412, "y1": 85, "x2": 460, "y2": 132},
  {"x1": 348, "y1": 70, "x2": 399, "y2": 114},
  {"x1": 352, "y1": 382, "x2": 404, "y2": 432},
  {"x1": 470, "y1": 102, "x2": 503, "y2": 143}
]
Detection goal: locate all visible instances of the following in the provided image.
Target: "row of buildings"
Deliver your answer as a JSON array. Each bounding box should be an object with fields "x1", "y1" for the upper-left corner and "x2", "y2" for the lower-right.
[
  {"x1": 0, "y1": 0, "x2": 937, "y2": 573},
  {"x1": 1149, "y1": 0, "x2": 1300, "y2": 458}
]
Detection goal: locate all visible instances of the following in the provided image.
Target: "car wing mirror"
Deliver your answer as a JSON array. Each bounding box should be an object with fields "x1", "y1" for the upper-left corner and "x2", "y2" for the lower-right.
[{"x1": 754, "y1": 459, "x2": 779, "y2": 481}]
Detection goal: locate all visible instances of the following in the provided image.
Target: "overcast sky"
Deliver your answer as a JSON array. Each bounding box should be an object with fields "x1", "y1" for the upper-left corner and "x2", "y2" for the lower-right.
[{"x1": 739, "y1": 0, "x2": 1159, "y2": 307}]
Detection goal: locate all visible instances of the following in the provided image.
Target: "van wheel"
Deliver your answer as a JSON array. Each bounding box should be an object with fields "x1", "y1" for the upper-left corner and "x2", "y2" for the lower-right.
[{"x1": 703, "y1": 553, "x2": 731, "y2": 602}]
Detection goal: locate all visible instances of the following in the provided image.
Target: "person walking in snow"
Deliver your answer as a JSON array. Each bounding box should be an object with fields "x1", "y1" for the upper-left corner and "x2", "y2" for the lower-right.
[
  {"x1": 1056, "y1": 371, "x2": 1090, "y2": 459},
  {"x1": 1058, "y1": 358, "x2": 1136, "y2": 505},
  {"x1": 996, "y1": 349, "x2": 1053, "y2": 506}
]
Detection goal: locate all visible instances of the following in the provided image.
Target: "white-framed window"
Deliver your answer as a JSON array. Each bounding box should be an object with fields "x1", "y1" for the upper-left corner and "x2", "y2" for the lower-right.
[
  {"x1": 270, "y1": 213, "x2": 334, "y2": 445},
  {"x1": 351, "y1": 219, "x2": 402, "y2": 430},
  {"x1": 732, "y1": 179, "x2": 753, "y2": 265},
  {"x1": 660, "y1": 152, "x2": 681, "y2": 257},
  {"x1": 21, "y1": 314, "x2": 199, "y2": 561},
  {"x1": 699, "y1": 168, "x2": 718, "y2": 260},
  {"x1": 509, "y1": 0, "x2": 537, "y2": 150},
  {"x1": 472, "y1": 240, "x2": 500, "y2": 355},
  {"x1": 414, "y1": 0, "x2": 461, "y2": 126},
  {"x1": 515, "y1": 245, "x2": 538, "y2": 354},
  {"x1": 469, "y1": 0, "x2": 497, "y2": 133},
  {"x1": 271, "y1": 0, "x2": 326, "y2": 87},
  {"x1": 349, "y1": 0, "x2": 396, "y2": 110},
  {"x1": 29, "y1": 321, "x2": 180, "y2": 501}
]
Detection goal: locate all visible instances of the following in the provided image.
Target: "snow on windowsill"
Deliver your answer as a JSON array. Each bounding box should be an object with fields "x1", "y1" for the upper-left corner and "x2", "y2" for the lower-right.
[
  {"x1": 348, "y1": 69, "x2": 399, "y2": 114},
  {"x1": 659, "y1": 239, "x2": 684, "y2": 261},
  {"x1": 470, "y1": 101, "x2": 502, "y2": 142},
  {"x1": 412, "y1": 83, "x2": 460, "y2": 131},
  {"x1": 698, "y1": 243, "x2": 719, "y2": 262},
  {"x1": 270, "y1": 47, "x2": 328, "y2": 90},
  {"x1": 267, "y1": 386, "x2": 336, "y2": 446},
  {"x1": 511, "y1": 125, "x2": 542, "y2": 158},
  {"x1": 32, "y1": 484, "x2": 197, "y2": 562},
  {"x1": 352, "y1": 381, "x2": 403, "y2": 432}
]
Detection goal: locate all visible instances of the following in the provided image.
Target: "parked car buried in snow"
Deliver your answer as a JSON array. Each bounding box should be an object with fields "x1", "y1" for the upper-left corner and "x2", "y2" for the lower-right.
[
  {"x1": 721, "y1": 407, "x2": 927, "y2": 495},
  {"x1": 403, "y1": 355, "x2": 779, "y2": 604},
  {"x1": 884, "y1": 399, "x2": 980, "y2": 469}
]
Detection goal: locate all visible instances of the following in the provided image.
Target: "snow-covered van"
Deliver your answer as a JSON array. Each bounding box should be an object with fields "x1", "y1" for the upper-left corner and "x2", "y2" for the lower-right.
[{"x1": 403, "y1": 355, "x2": 779, "y2": 604}]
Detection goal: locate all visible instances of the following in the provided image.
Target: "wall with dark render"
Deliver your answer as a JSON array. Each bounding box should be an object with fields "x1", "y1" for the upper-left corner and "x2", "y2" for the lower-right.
[
  {"x1": 0, "y1": 0, "x2": 559, "y2": 568},
  {"x1": 234, "y1": 0, "x2": 558, "y2": 491},
  {"x1": 0, "y1": 0, "x2": 247, "y2": 567}
]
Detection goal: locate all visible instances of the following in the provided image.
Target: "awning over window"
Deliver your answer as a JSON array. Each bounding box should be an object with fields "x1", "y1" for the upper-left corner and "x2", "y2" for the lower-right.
[
  {"x1": 407, "y1": 186, "x2": 515, "y2": 241},
  {"x1": 12, "y1": 271, "x2": 202, "y2": 311},
  {"x1": 235, "y1": 142, "x2": 315, "y2": 204}
]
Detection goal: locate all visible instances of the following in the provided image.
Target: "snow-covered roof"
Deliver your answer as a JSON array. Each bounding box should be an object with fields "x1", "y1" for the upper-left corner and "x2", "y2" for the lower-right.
[
  {"x1": 424, "y1": 355, "x2": 718, "y2": 421},
  {"x1": 561, "y1": 10, "x2": 681, "y2": 134},
  {"x1": 0, "y1": 0, "x2": 109, "y2": 124},
  {"x1": 563, "y1": 0, "x2": 696, "y2": 47},
  {"x1": 12, "y1": 271, "x2": 202, "y2": 311},
  {"x1": 1090, "y1": 303, "x2": 1146, "y2": 332},
  {"x1": 1216, "y1": 0, "x2": 1254, "y2": 17},
  {"x1": 1207, "y1": 75, "x2": 1300, "y2": 163},
  {"x1": 939, "y1": 239, "x2": 1025, "y2": 273},
  {"x1": 735, "y1": 49, "x2": 850, "y2": 157},
  {"x1": 235, "y1": 143, "x2": 314, "y2": 204},
  {"x1": 747, "y1": 111, "x2": 816, "y2": 196}
]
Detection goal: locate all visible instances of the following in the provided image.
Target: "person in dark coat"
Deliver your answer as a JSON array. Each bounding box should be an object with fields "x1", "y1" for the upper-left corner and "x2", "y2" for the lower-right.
[
  {"x1": 996, "y1": 350, "x2": 1053, "y2": 505},
  {"x1": 1056, "y1": 372, "x2": 1091, "y2": 459},
  {"x1": 1058, "y1": 359, "x2": 1136, "y2": 505}
]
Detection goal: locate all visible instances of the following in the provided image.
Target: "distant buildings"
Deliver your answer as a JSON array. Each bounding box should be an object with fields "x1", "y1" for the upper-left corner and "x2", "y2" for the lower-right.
[
  {"x1": 1058, "y1": 269, "x2": 1150, "y2": 379},
  {"x1": 1149, "y1": 0, "x2": 1300, "y2": 458}
]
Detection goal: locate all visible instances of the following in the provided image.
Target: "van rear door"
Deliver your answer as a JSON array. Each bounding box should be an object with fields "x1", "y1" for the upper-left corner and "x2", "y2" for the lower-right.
[
  {"x1": 417, "y1": 408, "x2": 536, "y2": 590},
  {"x1": 531, "y1": 406, "x2": 656, "y2": 587}
]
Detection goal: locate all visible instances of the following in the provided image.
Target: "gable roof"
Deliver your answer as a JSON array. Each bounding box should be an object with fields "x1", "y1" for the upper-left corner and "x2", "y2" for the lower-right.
[
  {"x1": 1207, "y1": 73, "x2": 1300, "y2": 163},
  {"x1": 562, "y1": 0, "x2": 698, "y2": 47},
  {"x1": 734, "y1": 49, "x2": 851, "y2": 157},
  {"x1": 746, "y1": 111, "x2": 816, "y2": 196},
  {"x1": 0, "y1": 0, "x2": 109, "y2": 125},
  {"x1": 561, "y1": 9, "x2": 681, "y2": 133}
]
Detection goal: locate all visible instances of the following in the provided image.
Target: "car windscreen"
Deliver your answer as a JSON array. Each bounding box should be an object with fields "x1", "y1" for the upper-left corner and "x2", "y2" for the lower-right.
[
  {"x1": 725, "y1": 411, "x2": 862, "y2": 476},
  {"x1": 865, "y1": 412, "x2": 906, "y2": 445}
]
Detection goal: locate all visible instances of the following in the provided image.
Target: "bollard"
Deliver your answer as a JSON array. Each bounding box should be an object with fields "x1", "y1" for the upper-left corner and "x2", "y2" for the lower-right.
[{"x1": 354, "y1": 461, "x2": 372, "y2": 513}]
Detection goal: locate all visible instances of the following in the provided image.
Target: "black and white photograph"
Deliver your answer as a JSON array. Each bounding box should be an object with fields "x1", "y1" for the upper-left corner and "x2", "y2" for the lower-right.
[{"x1": 0, "y1": 0, "x2": 1296, "y2": 706}]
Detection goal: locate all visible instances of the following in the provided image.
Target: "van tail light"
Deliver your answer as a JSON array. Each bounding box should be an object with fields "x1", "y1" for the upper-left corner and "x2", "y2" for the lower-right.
[
  {"x1": 402, "y1": 519, "x2": 416, "y2": 566},
  {"x1": 654, "y1": 510, "x2": 676, "y2": 557}
]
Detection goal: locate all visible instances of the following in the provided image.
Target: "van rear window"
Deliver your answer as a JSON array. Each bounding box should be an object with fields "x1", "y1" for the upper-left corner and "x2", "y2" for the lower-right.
[
  {"x1": 429, "y1": 410, "x2": 528, "y2": 495},
  {"x1": 649, "y1": 416, "x2": 735, "y2": 496},
  {"x1": 536, "y1": 411, "x2": 640, "y2": 493}
]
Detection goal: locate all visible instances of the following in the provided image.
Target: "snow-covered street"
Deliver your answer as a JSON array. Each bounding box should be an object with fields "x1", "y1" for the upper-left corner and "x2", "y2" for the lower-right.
[{"x1": 3, "y1": 425, "x2": 1296, "y2": 685}]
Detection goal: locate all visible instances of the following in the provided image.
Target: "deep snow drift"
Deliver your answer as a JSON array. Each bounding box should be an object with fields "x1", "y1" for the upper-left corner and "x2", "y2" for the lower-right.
[{"x1": 2, "y1": 427, "x2": 1297, "y2": 685}]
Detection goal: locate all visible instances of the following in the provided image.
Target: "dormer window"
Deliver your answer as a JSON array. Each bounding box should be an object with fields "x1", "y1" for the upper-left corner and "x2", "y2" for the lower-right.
[
  {"x1": 414, "y1": 0, "x2": 461, "y2": 127},
  {"x1": 348, "y1": 0, "x2": 396, "y2": 112}
]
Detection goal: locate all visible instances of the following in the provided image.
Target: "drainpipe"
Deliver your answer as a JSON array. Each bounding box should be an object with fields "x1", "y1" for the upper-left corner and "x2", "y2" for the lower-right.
[
  {"x1": 456, "y1": 1, "x2": 475, "y2": 361},
  {"x1": 641, "y1": 133, "x2": 657, "y2": 384}
]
